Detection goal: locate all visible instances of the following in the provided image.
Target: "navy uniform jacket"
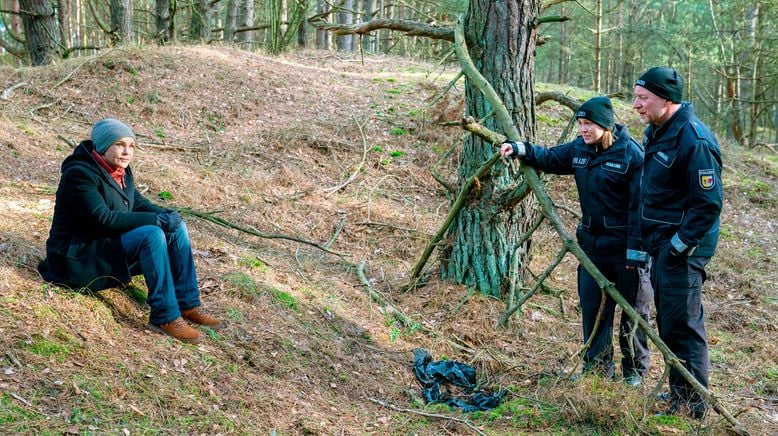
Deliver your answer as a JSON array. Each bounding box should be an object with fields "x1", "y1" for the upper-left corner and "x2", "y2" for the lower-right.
[
  {"x1": 521, "y1": 124, "x2": 645, "y2": 264},
  {"x1": 640, "y1": 103, "x2": 723, "y2": 257},
  {"x1": 38, "y1": 140, "x2": 165, "y2": 291}
]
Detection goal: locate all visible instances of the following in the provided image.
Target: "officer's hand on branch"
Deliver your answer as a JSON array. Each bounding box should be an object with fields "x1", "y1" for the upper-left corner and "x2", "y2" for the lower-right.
[
  {"x1": 500, "y1": 142, "x2": 515, "y2": 157},
  {"x1": 157, "y1": 211, "x2": 183, "y2": 233}
]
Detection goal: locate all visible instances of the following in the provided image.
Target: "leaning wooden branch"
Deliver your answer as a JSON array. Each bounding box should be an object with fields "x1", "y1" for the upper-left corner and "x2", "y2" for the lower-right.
[
  {"x1": 179, "y1": 207, "x2": 348, "y2": 258},
  {"x1": 312, "y1": 18, "x2": 454, "y2": 42},
  {"x1": 356, "y1": 261, "x2": 422, "y2": 331},
  {"x1": 452, "y1": 18, "x2": 747, "y2": 434},
  {"x1": 408, "y1": 151, "x2": 502, "y2": 282}
]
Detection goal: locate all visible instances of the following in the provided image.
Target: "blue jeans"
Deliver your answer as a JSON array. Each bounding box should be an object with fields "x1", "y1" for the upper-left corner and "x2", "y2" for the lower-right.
[{"x1": 120, "y1": 223, "x2": 201, "y2": 325}]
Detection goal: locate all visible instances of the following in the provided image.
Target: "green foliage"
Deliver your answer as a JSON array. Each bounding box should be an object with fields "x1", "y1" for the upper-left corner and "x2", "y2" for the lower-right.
[
  {"x1": 238, "y1": 256, "x2": 268, "y2": 271},
  {"x1": 144, "y1": 90, "x2": 161, "y2": 104},
  {"x1": 221, "y1": 272, "x2": 259, "y2": 300},
  {"x1": 153, "y1": 127, "x2": 166, "y2": 139},
  {"x1": 389, "y1": 150, "x2": 406, "y2": 157},
  {"x1": 157, "y1": 191, "x2": 174, "y2": 201},
  {"x1": 389, "y1": 127, "x2": 406, "y2": 136},
  {"x1": 271, "y1": 289, "x2": 299, "y2": 312},
  {"x1": 20, "y1": 330, "x2": 76, "y2": 362}
]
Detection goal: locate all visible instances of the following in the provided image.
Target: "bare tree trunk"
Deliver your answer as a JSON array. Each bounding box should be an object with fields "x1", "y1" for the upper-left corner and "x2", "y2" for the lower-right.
[
  {"x1": 20, "y1": 0, "x2": 60, "y2": 65},
  {"x1": 746, "y1": 3, "x2": 762, "y2": 147},
  {"x1": 155, "y1": 0, "x2": 173, "y2": 44},
  {"x1": 224, "y1": 0, "x2": 239, "y2": 43},
  {"x1": 441, "y1": 0, "x2": 541, "y2": 295},
  {"x1": 109, "y1": 0, "x2": 132, "y2": 42},
  {"x1": 593, "y1": 0, "x2": 602, "y2": 92},
  {"x1": 337, "y1": 0, "x2": 354, "y2": 51},
  {"x1": 238, "y1": 0, "x2": 254, "y2": 44},
  {"x1": 315, "y1": 0, "x2": 329, "y2": 49},
  {"x1": 57, "y1": 0, "x2": 70, "y2": 51}
]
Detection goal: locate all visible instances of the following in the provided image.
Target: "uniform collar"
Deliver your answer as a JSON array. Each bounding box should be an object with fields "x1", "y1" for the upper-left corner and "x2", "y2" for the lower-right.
[{"x1": 645, "y1": 102, "x2": 693, "y2": 145}]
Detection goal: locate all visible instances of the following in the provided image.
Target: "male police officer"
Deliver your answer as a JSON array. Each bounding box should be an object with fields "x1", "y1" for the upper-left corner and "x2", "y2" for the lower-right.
[{"x1": 632, "y1": 67, "x2": 723, "y2": 419}]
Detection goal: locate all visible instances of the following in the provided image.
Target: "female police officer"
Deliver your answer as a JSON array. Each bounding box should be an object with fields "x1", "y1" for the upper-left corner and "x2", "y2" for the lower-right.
[{"x1": 501, "y1": 96, "x2": 650, "y2": 385}]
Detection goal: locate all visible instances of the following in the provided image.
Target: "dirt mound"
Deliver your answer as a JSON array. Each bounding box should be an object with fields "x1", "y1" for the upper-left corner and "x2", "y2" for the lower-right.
[{"x1": 0, "y1": 45, "x2": 775, "y2": 434}]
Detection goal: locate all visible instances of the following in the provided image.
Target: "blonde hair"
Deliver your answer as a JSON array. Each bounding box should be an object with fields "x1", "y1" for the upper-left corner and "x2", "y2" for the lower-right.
[{"x1": 600, "y1": 130, "x2": 616, "y2": 150}]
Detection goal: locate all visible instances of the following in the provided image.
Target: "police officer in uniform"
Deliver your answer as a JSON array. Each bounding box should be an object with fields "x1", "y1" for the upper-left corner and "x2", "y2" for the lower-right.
[
  {"x1": 633, "y1": 67, "x2": 723, "y2": 419},
  {"x1": 502, "y1": 96, "x2": 651, "y2": 385}
]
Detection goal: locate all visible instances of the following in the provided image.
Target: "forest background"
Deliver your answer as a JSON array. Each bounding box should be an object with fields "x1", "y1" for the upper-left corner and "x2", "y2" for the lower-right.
[{"x1": 1, "y1": 0, "x2": 777, "y2": 434}]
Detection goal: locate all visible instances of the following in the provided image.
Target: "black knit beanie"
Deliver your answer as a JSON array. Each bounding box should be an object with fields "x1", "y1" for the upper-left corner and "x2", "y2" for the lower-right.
[
  {"x1": 635, "y1": 67, "x2": 684, "y2": 103},
  {"x1": 576, "y1": 96, "x2": 615, "y2": 130}
]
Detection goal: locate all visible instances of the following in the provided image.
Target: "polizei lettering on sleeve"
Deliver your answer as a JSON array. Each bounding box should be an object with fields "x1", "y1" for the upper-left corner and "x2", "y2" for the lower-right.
[{"x1": 572, "y1": 157, "x2": 589, "y2": 166}]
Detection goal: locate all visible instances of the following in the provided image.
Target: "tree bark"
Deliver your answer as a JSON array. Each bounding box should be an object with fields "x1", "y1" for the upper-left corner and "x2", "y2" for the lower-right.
[
  {"x1": 238, "y1": 0, "x2": 254, "y2": 43},
  {"x1": 315, "y1": 0, "x2": 329, "y2": 49},
  {"x1": 190, "y1": 0, "x2": 211, "y2": 41},
  {"x1": 440, "y1": 1, "x2": 540, "y2": 296},
  {"x1": 154, "y1": 0, "x2": 172, "y2": 44},
  {"x1": 109, "y1": 0, "x2": 132, "y2": 42},
  {"x1": 224, "y1": 0, "x2": 239, "y2": 43},
  {"x1": 19, "y1": 0, "x2": 60, "y2": 65},
  {"x1": 337, "y1": 0, "x2": 354, "y2": 51},
  {"x1": 57, "y1": 0, "x2": 70, "y2": 50}
]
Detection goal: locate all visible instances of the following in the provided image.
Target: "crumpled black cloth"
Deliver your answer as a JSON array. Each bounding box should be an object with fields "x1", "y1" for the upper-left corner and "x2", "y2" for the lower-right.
[{"x1": 412, "y1": 348, "x2": 506, "y2": 412}]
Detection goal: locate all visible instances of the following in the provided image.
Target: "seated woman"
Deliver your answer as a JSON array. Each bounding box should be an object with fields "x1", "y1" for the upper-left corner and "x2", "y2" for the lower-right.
[
  {"x1": 501, "y1": 97, "x2": 651, "y2": 385},
  {"x1": 38, "y1": 118, "x2": 220, "y2": 344}
]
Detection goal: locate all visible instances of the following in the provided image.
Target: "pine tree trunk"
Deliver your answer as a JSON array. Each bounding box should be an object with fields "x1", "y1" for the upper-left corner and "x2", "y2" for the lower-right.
[
  {"x1": 110, "y1": 0, "x2": 132, "y2": 42},
  {"x1": 224, "y1": 0, "x2": 239, "y2": 43},
  {"x1": 155, "y1": 0, "x2": 171, "y2": 44},
  {"x1": 315, "y1": 0, "x2": 329, "y2": 49},
  {"x1": 337, "y1": 0, "x2": 354, "y2": 51},
  {"x1": 57, "y1": 0, "x2": 70, "y2": 51},
  {"x1": 441, "y1": 0, "x2": 540, "y2": 296},
  {"x1": 20, "y1": 0, "x2": 59, "y2": 65}
]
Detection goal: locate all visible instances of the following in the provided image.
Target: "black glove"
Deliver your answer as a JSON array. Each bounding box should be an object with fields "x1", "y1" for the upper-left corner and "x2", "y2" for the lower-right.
[{"x1": 157, "y1": 211, "x2": 182, "y2": 233}]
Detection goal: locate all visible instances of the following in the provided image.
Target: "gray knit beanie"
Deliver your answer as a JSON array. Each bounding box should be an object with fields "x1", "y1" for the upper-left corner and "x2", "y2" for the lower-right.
[{"x1": 91, "y1": 118, "x2": 135, "y2": 154}]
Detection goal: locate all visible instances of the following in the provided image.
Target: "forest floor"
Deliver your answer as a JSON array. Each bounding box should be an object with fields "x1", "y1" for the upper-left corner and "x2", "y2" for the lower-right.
[{"x1": 0, "y1": 45, "x2": 776, "y2": 435}]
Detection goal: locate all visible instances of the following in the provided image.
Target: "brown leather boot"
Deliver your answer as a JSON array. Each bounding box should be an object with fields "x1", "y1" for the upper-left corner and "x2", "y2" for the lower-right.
[
  {"x1": 181, "y1": 307, "x2": 221, "y2": 329},
  {"x1": 150, "y1": 317, "x2": 201, "y2": 344}
]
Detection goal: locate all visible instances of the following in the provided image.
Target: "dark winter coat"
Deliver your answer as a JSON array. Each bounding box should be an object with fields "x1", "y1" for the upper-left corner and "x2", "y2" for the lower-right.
[
  {"x1": 38, "y1": 140, "x2": 165, "y2": 291},
  {"x1": 639, "y1": 103, "x2": 723, "y2": 257},
  {"x1": 520, "y1": 124, "x2": 644, "y2": 263}
]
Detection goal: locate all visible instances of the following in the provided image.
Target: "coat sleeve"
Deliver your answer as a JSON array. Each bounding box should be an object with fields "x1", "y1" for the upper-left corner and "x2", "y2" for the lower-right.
[
  {"x1": 625, "y1": 147, "x2": 648, "y2": 264},
  {"x1": 674, "y1": 140, "x2": 724, "y2": 252},
  {"x1": 521, "y1": 141, "x2": 576, "y2": 175},
  {"x1": 63, "y1": 167, "x2": 158, "y2": 232},
  {"x1": 132, "y1": 190, "x2": 166, "y2": 214}
]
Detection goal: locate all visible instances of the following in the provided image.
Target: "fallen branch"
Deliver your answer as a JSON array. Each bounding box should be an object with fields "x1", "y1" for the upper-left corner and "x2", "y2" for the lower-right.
[
  {"x1": 324, "y1": 117, "x2": 368, "y2": 197},
  {"x1": 368, "y1": 397, "x2": 485, "y2": 436},
  {"x1": 535, "y1": 91, "x2": 580, "y2": 112},
  {"x1": 312, "y1": 18, "x2": 454, "y2": 42},
  {"x1": 179, "y1": 207, "x2": 348, "y2": 258},
  {"x1": 1, "y1": 81, "x2": 27, "y2": 100},
  {"x1": 356, "y1": 261, "x2": 421, "y2": 331}
]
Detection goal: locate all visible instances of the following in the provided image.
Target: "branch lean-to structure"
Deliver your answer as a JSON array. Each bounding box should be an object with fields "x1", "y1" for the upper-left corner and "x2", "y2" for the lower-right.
[{"x1": 406, "y1": 17, "x2": 748, "y2": 434}]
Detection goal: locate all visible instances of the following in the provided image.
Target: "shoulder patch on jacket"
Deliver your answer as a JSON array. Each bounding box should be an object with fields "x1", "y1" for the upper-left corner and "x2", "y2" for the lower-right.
[
  {"x1": 699, "y1": 169, "x2": 716, "y2": 190},
  {"x1": 690, "y1": 121, "x2": 706, "y2": 139}
]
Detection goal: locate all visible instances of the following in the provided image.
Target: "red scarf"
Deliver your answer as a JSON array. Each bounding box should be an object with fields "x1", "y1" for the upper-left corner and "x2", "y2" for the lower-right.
[{"x1": 91, "y1": 150, "x2": 126, "y2": 189}]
